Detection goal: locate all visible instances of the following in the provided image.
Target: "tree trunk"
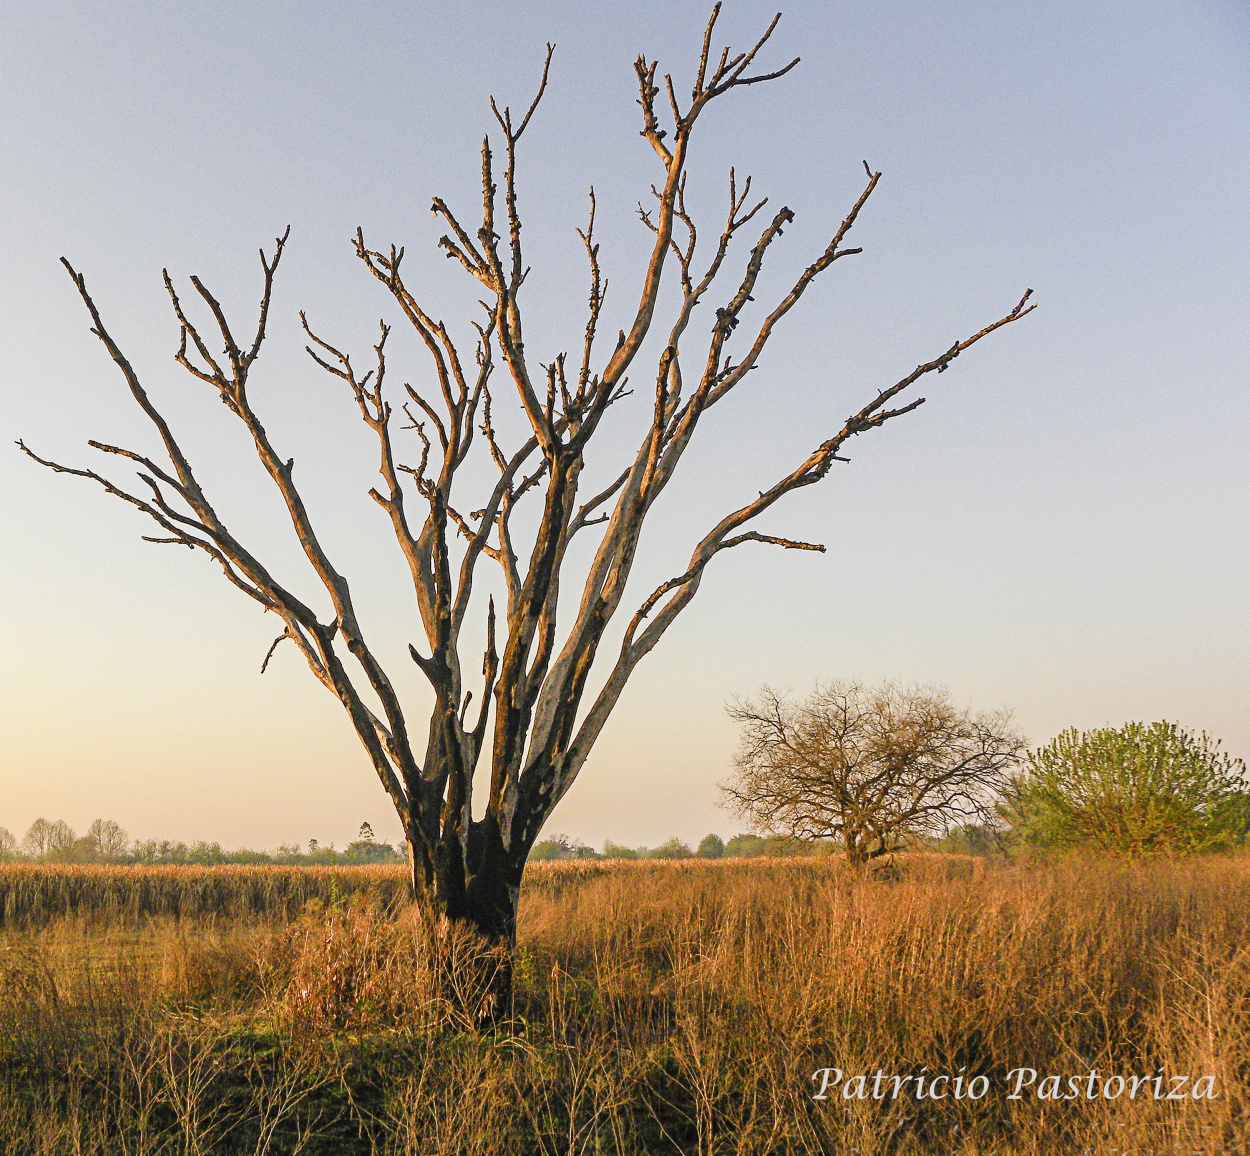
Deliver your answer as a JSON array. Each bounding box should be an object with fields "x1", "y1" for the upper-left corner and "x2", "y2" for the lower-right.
[{"x1": 406, "y1": 825, "x2": 523, "y2": 1028}]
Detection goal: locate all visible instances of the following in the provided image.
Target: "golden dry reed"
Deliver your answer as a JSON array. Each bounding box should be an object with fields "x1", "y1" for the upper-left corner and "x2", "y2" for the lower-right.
[
  {"x1": 0, "y1": 863, "x2": 410, "y2": 928},
  {"x1": 0, "y1": 854, "x2": 1247, "y2": 1154}
]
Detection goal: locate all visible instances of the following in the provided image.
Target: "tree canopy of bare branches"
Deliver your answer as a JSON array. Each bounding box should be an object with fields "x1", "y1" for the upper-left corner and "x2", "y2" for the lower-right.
[
  {"x1": 20, "y1": 817, "x2": 77, "y2": 861},
  {"x1": 722, "y1": 681, "x2": 1025, "y2": 864},
  {"x1": 21, "y1": 7, "x2": 1032, "y2": 953}
]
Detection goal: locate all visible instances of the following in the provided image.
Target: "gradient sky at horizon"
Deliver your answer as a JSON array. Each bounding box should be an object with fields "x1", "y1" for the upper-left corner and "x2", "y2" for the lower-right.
[{"x1": 1, "y1": 0, "x2": 1247, "y2": 852}]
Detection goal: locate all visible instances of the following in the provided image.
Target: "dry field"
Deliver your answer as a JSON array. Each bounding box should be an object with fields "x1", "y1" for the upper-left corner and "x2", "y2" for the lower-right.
[{"x1": 1, "y1": 854, "x2": 1248, "y2": 1154}]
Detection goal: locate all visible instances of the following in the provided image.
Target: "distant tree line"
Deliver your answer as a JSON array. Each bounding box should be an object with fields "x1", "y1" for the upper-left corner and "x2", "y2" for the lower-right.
[
  {"x1": 0, "y1": 817, "x2": 803, "y2": 867},
  {"x1": 526, "y1": 831, "x2": 816, "y2": 862},
  {"x1": 0, "y1": 819, "x2": 404, "y2": 866}
]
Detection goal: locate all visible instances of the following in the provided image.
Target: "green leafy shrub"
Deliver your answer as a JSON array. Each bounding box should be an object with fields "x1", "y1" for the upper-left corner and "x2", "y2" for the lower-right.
[
  {"x1": 724, "y1": 833, "x2": 769, "y2": 858},
  {"x1": 529, "y1": 834, "x2": 597, "y2": 861},
  {"x1": 342, "y1": 840, "x2": 403, "y2": 864},
  {"x1": 1004, "y1": 721, "x2": 1249, "y2": 856},
  {"x1": 645, "y1": 837, "x2": 692, "y2": 860},
  {"x1": 696, "y1": 833, "x2": 725, "y2": 859}
]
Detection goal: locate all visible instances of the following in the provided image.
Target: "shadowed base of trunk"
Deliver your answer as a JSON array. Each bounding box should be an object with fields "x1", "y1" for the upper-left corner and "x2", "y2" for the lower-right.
[
  {"x1": 844, "y1": 830, "x2": 901, "y2": 869},
  {"x1": 408, "y1": 836, "x2": 522, "y2": 1030}
]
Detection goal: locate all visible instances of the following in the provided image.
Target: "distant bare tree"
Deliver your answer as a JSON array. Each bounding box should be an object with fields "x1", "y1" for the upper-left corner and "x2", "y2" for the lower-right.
[
  {"x1": 85, "y1": 818, "x2": 131, "y2": 861},
  {"x1": 21, "y1": 818, "x2": 76, "y2": 861},
  {"x1": 20, "y1": 818, "x2": 53, "y2": 859},
  {"x1": 21, "y1": 6, "x2": 1032, "y2": 966},
  {"x1": 723, "y1": 681, "x2": 1024, "y2": 865},
  {"x1": 0, "y1": 828, "x2": 15, "y2": 861}
]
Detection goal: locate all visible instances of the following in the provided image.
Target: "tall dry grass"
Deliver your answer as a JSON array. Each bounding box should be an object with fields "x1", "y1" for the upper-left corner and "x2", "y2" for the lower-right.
[
  {"x1": 0, "y1": 855, "x2": 1248, "y2": 1153},
  {"x1": 0, "y1": 863, "x2": 410, "y2": 929}
]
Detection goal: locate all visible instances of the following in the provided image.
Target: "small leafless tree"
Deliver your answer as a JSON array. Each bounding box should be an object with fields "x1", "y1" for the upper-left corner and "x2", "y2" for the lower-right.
[
  {"x1": 85, "y1": 818, "x2": 131, "y2": 861},
  {"x1": 21, "y1": 7, "x2": 1032, "y2": 958},
  {"x1": 722, "y1": 681, "x2": 1025, "y2": 864}
]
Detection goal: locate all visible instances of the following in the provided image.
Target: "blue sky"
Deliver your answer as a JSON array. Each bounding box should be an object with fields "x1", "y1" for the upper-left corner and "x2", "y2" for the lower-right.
[{"x1": 1, "y1": 0, "x2": 1247, "y2": 850}]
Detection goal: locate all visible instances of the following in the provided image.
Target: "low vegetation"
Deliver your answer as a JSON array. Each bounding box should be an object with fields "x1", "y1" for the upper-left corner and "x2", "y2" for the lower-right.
[
  {"x1": 0, "y1": 864, "x2": 409, "y2": 930},
  {"x1": 4, "y1": 716, "x2": 1245, "y2": 1151},
  {"x1": 528, "y1": 832, "x2": 795, "y2": 862},
  {"x1": 2, "y1": 854, "x2": 1248, "y2": 1154}
]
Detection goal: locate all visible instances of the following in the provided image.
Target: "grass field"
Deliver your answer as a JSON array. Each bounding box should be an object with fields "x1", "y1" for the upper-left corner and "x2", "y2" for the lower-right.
[{"x1": 1, "y1": 854, "x2": 1248, "y2": 1154}]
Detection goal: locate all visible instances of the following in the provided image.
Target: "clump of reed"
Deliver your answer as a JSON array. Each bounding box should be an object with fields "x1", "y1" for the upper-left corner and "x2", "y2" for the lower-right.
[{"x1": 0, "y1": 863, "x2": 410, "y2": 929}]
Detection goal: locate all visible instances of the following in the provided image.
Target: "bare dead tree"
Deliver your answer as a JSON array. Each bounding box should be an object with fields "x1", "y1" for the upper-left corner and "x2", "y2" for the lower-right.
[
  {"x1": 21, "y1": 7, "x2": 1033, "y2": 958},
  {"x1": 722, "y1": 681, "x2": 1025, "y2": 864}
]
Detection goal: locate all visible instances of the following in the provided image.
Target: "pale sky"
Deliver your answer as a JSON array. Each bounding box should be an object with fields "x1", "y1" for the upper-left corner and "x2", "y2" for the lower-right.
[{"x1": 1, "y1": 0, "x2": 1247, "y2": 852}]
